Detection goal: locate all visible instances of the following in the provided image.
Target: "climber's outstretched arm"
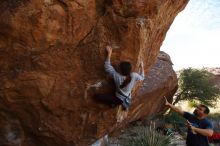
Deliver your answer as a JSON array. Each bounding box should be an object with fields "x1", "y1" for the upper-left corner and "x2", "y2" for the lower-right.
[
  {"x1": 104, "y1": 46, "x2": 118, "y2": 77},
  {"x1": 106, "y1": 46, "x2": 112, "y2": 61}
]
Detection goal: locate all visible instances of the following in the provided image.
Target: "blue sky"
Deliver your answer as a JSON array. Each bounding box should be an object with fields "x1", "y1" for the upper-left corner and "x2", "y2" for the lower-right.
[{"x1": 161, "y1": 0, "x2": 220, "y2": 71}]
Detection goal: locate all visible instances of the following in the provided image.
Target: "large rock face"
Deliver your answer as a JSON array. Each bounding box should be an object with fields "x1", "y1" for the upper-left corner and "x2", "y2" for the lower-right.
[{"x1": 0, "y1": 0, "x2": 188, "y2": 146}]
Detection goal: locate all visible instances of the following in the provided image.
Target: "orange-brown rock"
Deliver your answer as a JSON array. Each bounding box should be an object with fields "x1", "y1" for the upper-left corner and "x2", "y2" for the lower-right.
[{"x1": 0, "y1": 0, "x2": 188, "y2": 146}]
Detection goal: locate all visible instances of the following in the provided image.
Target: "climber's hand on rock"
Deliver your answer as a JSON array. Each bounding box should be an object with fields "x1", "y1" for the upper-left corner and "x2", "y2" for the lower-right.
[{"x1": 106, "y1": 46, "x2": 112, "y2": 54}]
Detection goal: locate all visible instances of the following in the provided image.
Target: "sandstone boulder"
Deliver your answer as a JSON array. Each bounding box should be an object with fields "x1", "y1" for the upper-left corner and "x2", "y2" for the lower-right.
[{"x1": 0, "y1": 0, "x2": 188, "y2": 145}]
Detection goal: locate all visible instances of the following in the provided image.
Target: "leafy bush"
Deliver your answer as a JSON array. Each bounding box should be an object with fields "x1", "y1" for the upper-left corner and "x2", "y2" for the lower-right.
[
  {"x1": 164, "y1": 111, "x2": 185, "y2": 130},
  {"x1": 122, "y1": 126, "x2": 177, "y2": 146}
]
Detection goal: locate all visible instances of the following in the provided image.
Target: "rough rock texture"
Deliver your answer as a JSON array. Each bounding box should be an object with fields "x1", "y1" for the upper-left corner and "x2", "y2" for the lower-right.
[{"x1": 0, "y1": 0, "x2": 188, "y2": 146}]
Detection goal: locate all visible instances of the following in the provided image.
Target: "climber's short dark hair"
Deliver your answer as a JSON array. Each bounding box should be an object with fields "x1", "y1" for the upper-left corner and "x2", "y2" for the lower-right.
[{"x1": 120, "y1": 61, "x2": 132, "y2": 76}]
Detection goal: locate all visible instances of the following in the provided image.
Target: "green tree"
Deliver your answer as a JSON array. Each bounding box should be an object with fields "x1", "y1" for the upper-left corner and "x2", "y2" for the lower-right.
[
  {"x1": 164, "y1": 111, "x2": 185, "y2": 130},
  {"x1": 174, "y1": 68, "x2": 220, "y2": 106}
]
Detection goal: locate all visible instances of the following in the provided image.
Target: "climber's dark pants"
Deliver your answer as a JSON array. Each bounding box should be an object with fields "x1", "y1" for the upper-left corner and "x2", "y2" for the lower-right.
[{"x1": 94, "y1": 94, "x2": 122, "y2": 106}]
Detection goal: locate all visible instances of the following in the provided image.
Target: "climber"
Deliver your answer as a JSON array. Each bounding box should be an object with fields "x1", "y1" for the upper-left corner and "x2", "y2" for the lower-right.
[{"x1": 94, "y1": 46, "x2": 145, "y2": 110}]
